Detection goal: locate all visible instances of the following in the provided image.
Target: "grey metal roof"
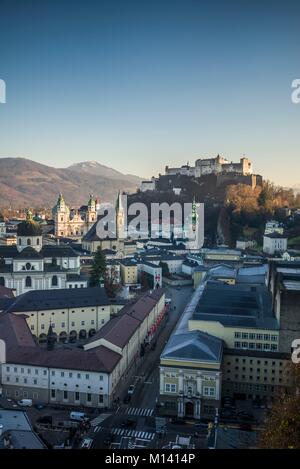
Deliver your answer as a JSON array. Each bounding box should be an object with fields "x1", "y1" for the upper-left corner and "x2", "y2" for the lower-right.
[
  {"x1": 0, "y1": 430, "x2": 46, "y2": 449},
  {"x1": 41, "y1": 245, "x2": 79, "y2": 258},
  {"x1": 0, "y1": 244, "x2": 79, "y2": 259},
  {"x1": 193, "y1": 281, "x2": 278, "y2": 330},
  {"x1": 161, "y1": 330, "x2": 223, "y2": 363},
  {"x1": 4, "y1": 287, "x2": 110, "y2": 313},
  {"x1": 14, "y1": 247, "x2": 43, "y2": 259}
]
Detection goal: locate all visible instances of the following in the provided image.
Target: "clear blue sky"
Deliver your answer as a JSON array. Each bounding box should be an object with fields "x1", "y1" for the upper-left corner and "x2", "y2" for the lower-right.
[{"x1": 0, "y1": 0, "x2": 299, "y2": 185}]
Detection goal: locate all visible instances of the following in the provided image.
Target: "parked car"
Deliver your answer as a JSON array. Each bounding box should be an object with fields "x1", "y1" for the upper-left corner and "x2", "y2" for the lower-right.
[
  {"x1": 70, "y1": 411, "x2": 88, "y2": 422},
  {"x1": 17, "y1": 399, "x2": 33, "y2": 407},
  {"x1": 127, "y1": 385, "x2": 135, "y2": 395}
]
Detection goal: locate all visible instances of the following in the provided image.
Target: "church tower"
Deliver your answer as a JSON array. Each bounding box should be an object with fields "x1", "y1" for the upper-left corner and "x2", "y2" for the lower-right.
[
  {"x1": 52, "y1": 193, "x2": 70, "y2": 237},
  {"x1": 116, "y1": 191, "x2": 126, "y2": 239},
  {"x1": 184, "y1": 198, "x2": 204, "y2": 250},
  {"x1": 86, "y1": 194, "x2": 97, "y2": 225}
]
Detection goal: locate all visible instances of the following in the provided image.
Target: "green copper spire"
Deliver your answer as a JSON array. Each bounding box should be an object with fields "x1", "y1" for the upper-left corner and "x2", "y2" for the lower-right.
[{"x1": 192, "y1": 197, "x2": 197, "y2": 232}]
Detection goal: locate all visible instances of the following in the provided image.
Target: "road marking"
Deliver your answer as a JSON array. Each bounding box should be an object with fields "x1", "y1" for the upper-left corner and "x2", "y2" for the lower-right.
[
  {"x1": 96, "y1": 426, "x2": 155, "y2": 440},
  {"x1": 117, "y1": 406, "x2": 154, "y2": 417}
]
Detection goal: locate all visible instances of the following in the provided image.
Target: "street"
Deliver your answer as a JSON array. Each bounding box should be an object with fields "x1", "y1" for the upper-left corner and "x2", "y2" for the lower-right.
[{"x1": 90, "y1": 285, "x2": 197, "y2": 448}]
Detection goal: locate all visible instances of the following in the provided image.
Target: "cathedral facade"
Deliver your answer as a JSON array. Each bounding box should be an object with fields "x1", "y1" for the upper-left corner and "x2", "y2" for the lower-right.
[{"x1": 52, "y1": 193, "x2": 100, "y2": 238}]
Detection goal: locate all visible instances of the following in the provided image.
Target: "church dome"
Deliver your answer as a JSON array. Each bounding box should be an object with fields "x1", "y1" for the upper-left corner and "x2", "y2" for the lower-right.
[{"x1": 17, "y1": 211, "x2": 43, "y2": 236}]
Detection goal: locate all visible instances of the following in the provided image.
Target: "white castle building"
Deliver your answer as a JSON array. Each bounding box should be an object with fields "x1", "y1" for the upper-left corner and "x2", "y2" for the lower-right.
[
  {"x1": 140, "y1": 155, "x2": 253, "y2": 192},
  {"x1": 165, "y1": 155, "x2": 253, "y2": 178}
]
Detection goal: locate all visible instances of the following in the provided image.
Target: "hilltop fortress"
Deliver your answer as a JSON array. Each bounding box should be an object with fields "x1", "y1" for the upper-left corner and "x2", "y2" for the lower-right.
[
  {"x1": 166, "y1": 155, "x2": 253, "y2": 177},
  {"x1": 140, "y1": 155, "x2": 262, "y2": 192}
]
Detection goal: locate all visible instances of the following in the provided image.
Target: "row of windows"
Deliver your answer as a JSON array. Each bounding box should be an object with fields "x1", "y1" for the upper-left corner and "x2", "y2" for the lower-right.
[
  {"x1": 232, "y1": 383, "x2": 278, "y2": 392},
  {"x1": 228, "y1": 367, "x2": 284, "y2": 375},
  {"x1": 31, "y1": 308, "x2": 105, "y2": 315},
  {"x1": 230, "y1": 358, "x2": 284, "y2": 366},
  {"x1": 51, "y1": 389, "x2": 103, "y2": 403},
  {"x1": 6, "y1": 367, "x2": 45, "y2": 375},
  {"x1": 234, "y1": 342, "x2": 278, "y2": 351},
  {"x1": 5, "y1": 367, "x2": 104, "y2": 381},
  {"x1": 234, "y1": 332, "x2": 278, "y2": 341},
  {"x1": 19, "y1": 238, "x2": 41, "y2": 246},
  {"x1": 226, "y1": 375, "x2": 283, "y2": 383},
  {"x1": 37, "y1": 319, "x2": 105, "y2": 330},
  {"x1": 6, "y1": 377, "x2": 38, "y2": 385},
  {"x1": 164, "y1": 383, "x2": 216, "y2": 397}
]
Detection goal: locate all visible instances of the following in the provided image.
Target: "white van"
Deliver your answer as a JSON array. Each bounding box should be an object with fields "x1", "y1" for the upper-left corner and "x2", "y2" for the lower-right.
[
  {"x1": 70, "y1": 411, "x2": 87, "y2": 422},
  {"x1": 17, "y1": 399, "x2": 33, "y2": 407}
]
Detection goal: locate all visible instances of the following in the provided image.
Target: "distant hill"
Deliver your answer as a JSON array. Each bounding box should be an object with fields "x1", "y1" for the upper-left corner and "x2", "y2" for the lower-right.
[
  {"x1": 68, "y1": 161, "x2": 142, "y2": 185},
  {"x1": 0, "y1": 158, "x2": 142, "y2": 208}
]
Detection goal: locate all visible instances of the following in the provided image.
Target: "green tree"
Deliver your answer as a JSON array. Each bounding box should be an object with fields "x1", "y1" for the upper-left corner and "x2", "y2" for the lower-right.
[
  {"x1": 90, "y1": 247, "x2": 107, "y2": 287},
  {"x1": 160, "y1": 261, "x2": 170, "y2": 278},
  {"x1": 260, "y1": 363, "x2": 300, "y2": 448}
]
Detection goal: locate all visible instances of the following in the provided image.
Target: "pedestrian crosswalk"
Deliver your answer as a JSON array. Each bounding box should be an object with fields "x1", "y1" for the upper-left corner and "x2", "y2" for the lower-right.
[
  {"x1": 116, "y1": 406, "x2": 154, "y2": 417},
  {"x1": 93, "y1": 425, "x2": 155, "y2": 440}
]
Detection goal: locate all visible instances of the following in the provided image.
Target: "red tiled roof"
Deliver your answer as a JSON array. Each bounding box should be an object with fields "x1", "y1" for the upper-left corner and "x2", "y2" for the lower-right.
[{"x1": 0, "y1": 313, "x2": 121, "y2": 373}]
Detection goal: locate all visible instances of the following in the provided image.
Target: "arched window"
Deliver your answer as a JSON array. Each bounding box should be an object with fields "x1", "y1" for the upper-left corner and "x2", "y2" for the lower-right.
[
  {"x1": 52, "y1": 275, "x2": 58, "y2": 287},
  {"x1": 27, "y1": 238, "x2": 31, "y2": 246},
  {"x1": 37, "y1": 238, "x2": 40, "y2": 245},
  {"x1": 0, "y1": 277, "x2": 5, "y2": 286},
  {"x1": 25, "y1": 276, "x2": 32, "y2": 287},
  {"x1": 25, "y1": 263, "x2": 31, "y2": 271}
]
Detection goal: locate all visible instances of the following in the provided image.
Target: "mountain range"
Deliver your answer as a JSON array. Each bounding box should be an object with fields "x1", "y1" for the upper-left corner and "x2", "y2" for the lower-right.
[{"x1": 0, "y1": 158, "x2": 143, "y2": 208}]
